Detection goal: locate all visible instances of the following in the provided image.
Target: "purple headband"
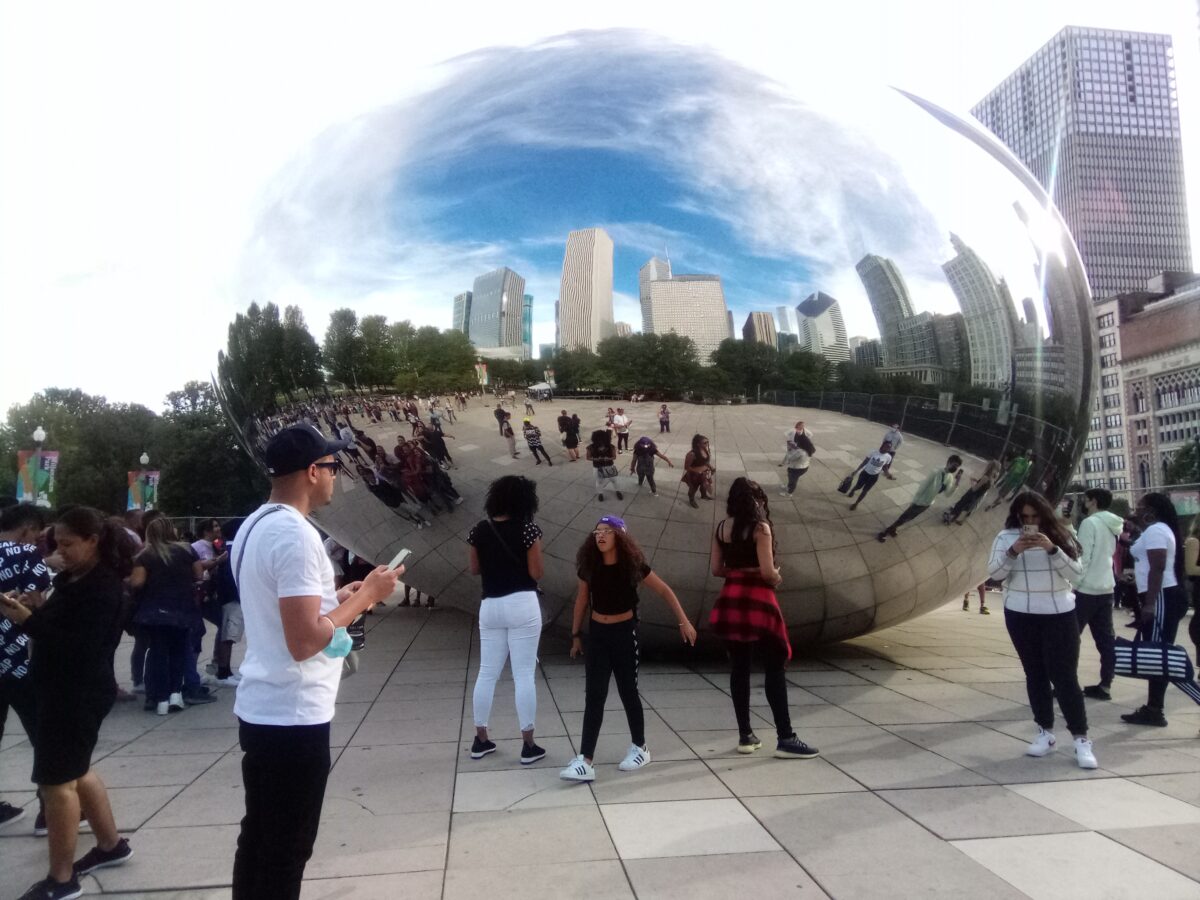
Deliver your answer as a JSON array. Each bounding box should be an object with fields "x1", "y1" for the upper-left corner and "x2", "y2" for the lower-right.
[{"x1": 596, "y1": 515, "x2": 627, "y2": 532}]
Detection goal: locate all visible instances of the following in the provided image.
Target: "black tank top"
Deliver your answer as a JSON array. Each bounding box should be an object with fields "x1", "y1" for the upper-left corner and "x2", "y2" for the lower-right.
[{"x1": 718, "y1": 520, "x2": 760, "y2": 569}]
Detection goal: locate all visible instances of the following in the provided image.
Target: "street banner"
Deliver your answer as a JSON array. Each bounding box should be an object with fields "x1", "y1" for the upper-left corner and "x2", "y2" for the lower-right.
[
  {"x1": 15, "y1": 450, "x2": 58, "y2": 508},
  {"x1": 475, "y1": 362, "x2": 489, "y2": 386},
  {"x1": 127, "y1": 470, "x2": 161, "y2": 511}
]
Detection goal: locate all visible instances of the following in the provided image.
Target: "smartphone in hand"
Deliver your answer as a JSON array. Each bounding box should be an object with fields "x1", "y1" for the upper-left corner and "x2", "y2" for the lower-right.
[
  {"x1": 388, "y1": 548, "x2": 412, "y2": 571},
  {"x1": 1021, "y1": 524, "x2": 1039, "y2": 538}
]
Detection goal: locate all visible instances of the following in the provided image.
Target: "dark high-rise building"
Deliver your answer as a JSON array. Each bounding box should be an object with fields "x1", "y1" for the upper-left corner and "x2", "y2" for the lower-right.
[
  {"x1": 853, "y1": 338, "x2": 882, "y2": 368},
  {"x1": 469, "y1": 267, "x2": 526, "y2": 351},
  {"x1": 742, "y1": 312, "x2": 778, "y2": 346},
  {"x1": 452, "y1": 291, "x2": 472, "y2": 338},
  {"x1": 972, "y1": 26, "x2": 1191, "y2": 296}
]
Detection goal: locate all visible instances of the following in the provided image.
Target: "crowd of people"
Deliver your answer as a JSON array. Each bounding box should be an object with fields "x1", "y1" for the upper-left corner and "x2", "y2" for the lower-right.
[{"x1": 2, "y1": 401, "x2": 1199, "y2": 899}]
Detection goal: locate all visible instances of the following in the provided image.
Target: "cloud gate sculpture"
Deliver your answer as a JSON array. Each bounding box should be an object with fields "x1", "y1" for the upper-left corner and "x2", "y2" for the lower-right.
[{"x1": 216, "y1": 30, "x2": 1094, "y2": 650}]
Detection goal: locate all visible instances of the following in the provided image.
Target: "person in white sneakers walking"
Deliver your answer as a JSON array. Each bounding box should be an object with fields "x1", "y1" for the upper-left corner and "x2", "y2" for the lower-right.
[
  {"x1": 988, "y1": 491, "x2": 1097, "y2": 769},
  {"x1": 560, "y1": 516, "x2": 696, "y2": 783}
]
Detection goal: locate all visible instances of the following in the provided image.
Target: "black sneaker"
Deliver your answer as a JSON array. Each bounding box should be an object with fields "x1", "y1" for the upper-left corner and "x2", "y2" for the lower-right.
[
  {"x1": 737, "y1": 733, "x2": 763, "y2": 754},
  {"x1": 1121, "y1": 705, "x2": 1167, "y2": 727},
  {"x1": 73, "y1": 837, "x2": 133, "y2": 876},
  {"x1": 1083, "y1": 684, "x2": 1112, "y2": 701},
  {"x1": 182, "y1": 688, "x2": 217, "y2": 706},
  {"x1": 616, "y1": 491, "x2": 624, "y2": 500},
  {"x1": 17, "y1": 876, "x2": 82, "y2": 900},
  {"x1": 470, "y1": 737, "x2": 497, "y2": 759},
  {"x1": 774, "y1": 735, "x2": 820, "y2": 759},
  {"x1": 0, "y1": 800, "x2": 25, "y2": 829},
  {"x1": 426, "y1": 597, "x2": 436, "y2": 609},
  {"x1": 31, "y1": 808, "x2": 79, "y2": 837},
  {"x1": 520, "y1": 742, "x2": 546, "y2": 765}
]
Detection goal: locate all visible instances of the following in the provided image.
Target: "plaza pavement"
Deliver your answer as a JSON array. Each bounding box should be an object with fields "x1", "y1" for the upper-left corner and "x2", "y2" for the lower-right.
[{"x1": 2, "y1": 596, "x2": 1200, "y2": 899}]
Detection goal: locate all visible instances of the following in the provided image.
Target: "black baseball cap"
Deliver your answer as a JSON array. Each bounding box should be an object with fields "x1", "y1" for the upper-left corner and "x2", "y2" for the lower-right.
[{"x1": 264, "y1": 425, "x2": 351, "y2": 477}]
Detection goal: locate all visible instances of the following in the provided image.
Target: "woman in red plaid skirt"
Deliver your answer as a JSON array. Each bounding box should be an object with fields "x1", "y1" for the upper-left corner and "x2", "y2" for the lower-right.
[{"x1": 709, "y1": 478, "x2": 819, "y2": 760}]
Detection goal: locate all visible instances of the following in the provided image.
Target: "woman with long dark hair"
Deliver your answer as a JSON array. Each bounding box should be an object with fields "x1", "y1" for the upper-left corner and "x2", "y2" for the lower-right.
[
  {"x1": 129, "y1": 518, "x2": 205, "y2": 715},
  {"x1": 559, "y1": 516, "x2": 696, "y2": 782},
  {"x1": 0, "y1": 507, "x2": 136, "y2": 898},
  {"x1": 1121, "y1": 492, "x2": 1188, "y2": 728},
  {"x1": 987, "y1": 491, "x2": 1095, "y2": 768},
  {"x1": 587, "y1": 429, "x2": 621, "y2": 501},
  {"x1": 682, "y1": 434, "x2": 715, "y2": 508},
  {"x1": 708, "y1": 478, "x2": 818, "y2": 759},
  {"x1": 466, "y1": 476, "x2": 546, "y2": 765}
]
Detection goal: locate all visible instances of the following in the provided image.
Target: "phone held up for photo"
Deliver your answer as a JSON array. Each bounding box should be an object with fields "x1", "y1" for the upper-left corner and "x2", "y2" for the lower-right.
[
  {"x1": 388, "y1": 548, "x2": 412, "y2": 571},
  {"x1": 1021, "y1": 524, "x2": 1039, "y2": 538}
]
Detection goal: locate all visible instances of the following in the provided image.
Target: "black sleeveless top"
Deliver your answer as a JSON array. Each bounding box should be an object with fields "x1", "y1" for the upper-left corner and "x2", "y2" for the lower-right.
[{"x1": 718, "y1": 520, "x2": 760, "y2": 569}]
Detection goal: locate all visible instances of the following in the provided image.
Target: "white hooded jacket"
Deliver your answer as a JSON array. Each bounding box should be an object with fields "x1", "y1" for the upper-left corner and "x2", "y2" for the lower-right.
[{"x1": 1075, "y1": 510, "x2": 1123, "y2": 595}]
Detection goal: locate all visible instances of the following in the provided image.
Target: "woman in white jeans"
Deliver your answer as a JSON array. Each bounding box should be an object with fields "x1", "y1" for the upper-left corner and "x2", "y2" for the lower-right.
[{"x1": 466, "y1": 475, "x2": 546, "y2": 765}]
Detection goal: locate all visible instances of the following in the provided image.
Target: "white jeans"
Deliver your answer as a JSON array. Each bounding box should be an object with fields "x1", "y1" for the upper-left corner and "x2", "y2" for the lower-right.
[{"x1": 472, "y1": 590, "x2": 542, "y2": 731}]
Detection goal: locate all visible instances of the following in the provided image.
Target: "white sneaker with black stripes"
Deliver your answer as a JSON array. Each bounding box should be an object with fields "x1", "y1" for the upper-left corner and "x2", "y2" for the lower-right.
[
  {"x1": 559, "y1": 755, "x2": 596, "y2": 782},
  {"x1": 618, "y1": 743, "x2": 651, "y2": 772}
]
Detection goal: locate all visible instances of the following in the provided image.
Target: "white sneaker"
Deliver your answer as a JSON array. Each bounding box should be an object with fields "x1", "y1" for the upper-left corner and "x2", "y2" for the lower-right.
[
  {"x1": 167, "y1": 692, "x2": 185, "y2": 712},
  {"x1": 618, "y1": 744, "x2": 651, "y2": 772},
  {"x1": 1074, "y1": 737, "x2": 1098, "y2": 769},
  {"x1": 216, "y1": 674, "x2": 242, "y2": 686},
  {"x1": 559, "y1": 755, "x2": 596, "y2": 782},
  {"x1": 1026, "y1": 728, "x2": 1056, "y2": 757},
  {"x1": 156, "y1": 701, "x2": 169, "y2": 716}
]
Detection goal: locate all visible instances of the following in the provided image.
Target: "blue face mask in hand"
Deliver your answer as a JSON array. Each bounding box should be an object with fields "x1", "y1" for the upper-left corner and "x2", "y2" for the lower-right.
[{"x1": 322, "y1": 626, "x2": 353, "y2": 659}]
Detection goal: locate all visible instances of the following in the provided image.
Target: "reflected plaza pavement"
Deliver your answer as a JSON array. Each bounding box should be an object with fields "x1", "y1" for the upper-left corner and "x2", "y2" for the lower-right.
[{"x1": 2, "y1": 402, "x2": 1199, "y2": 898}]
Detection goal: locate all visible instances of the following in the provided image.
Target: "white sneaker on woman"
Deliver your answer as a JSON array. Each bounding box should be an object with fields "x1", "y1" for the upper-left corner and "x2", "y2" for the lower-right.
[
  {"x1": 1026, "y1": 728, "x2": 1056, "y2": 757},
  {"x1": 618, "y1": 744, "x2": 651, "y2": 772},
  {"x1": 559, "y1": 755, "x2": 596, "y2": 782},
  {"x1": 1074, "y1": 737, "x2": 1098, "y2": 769}
]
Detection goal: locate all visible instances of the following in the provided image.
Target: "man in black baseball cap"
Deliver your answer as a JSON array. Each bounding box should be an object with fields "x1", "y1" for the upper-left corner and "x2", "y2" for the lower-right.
[
  {"x1": 263, "y1": 424, "x2": 352, "y2": 478},
  {"x1": 230, "y1": 423, "x2": 400, "y2": 898}
]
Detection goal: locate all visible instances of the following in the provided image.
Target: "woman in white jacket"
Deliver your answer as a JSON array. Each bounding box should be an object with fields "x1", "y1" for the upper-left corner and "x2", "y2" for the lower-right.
[{"x1": 988, "y1": 491, "x2": 1097, "y2": 769}]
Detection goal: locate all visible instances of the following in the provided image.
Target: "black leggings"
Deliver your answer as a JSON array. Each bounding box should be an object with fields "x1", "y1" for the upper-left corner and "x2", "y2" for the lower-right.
[
  {"x1": 529, "y1": 445, "x2": 552, "y2": 464},
  {"x1": 848, "y1": 470, "x2": 879, "y2": 500},
  {"x1": 636, "y1": 469, "x2": 656, "y2": 493},
  {"x1": 1004, "y1": 609, "x2": 1087, "y2": 735},
  {"x1": 617, "y1": 432, "x2": 630, "y2": 451},
  {"x1": 581, "y1": 619, "x2": 643, "y2": 759},
  {"x1": 727, "y1": 639, "x2": 792, "y2": 740}
]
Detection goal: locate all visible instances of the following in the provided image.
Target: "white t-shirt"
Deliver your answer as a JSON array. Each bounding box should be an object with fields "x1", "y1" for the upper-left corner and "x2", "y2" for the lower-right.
[
  {"x1": 863, "y1": 451, "x2": 893, "y2": 476},
  {"x1": 1131, "y1": 521, "x2": 1179, "y2": 593},
  {"x1": 233, "y1": 503, "x2": 342, "y2": 726},
  {"x1": 612, "y1": 415, "x2": 630, "y2": 433}
]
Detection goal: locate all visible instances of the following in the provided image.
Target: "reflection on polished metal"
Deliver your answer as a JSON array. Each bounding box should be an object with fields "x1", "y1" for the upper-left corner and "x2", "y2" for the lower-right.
[{"x1": 215, "y1": 32, "x2": 1095, "y2": 649}]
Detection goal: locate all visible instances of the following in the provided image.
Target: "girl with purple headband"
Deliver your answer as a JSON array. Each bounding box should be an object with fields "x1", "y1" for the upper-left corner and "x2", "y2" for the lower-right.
[{"x1": 560, "y1": 515, "x2": 697, "y2": 783}]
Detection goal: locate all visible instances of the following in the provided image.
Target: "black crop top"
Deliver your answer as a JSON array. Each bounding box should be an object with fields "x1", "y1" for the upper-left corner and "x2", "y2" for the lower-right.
[
  {"x1": 587, "y1": 561, "x2": 652, "y2": 615},
  {"x1": 718, "y1": 520, "x2": 761, "y2": 569}
]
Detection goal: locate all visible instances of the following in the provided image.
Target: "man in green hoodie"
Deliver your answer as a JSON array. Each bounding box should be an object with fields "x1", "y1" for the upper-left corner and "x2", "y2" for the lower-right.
[{"x1": 1074, "y1": 488, "x2": 1124, "y2": 700}]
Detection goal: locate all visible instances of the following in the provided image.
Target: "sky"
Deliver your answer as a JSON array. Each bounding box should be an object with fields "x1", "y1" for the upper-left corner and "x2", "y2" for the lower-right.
[{"x1": 1, "y1": 0, "x2": 1197, "y2": 416}]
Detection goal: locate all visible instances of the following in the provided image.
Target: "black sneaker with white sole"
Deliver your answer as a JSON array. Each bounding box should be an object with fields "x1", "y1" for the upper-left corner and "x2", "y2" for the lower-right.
[
  {"x1": 17, "y1": 876, "x2": 83, "y2": 900},
  {"x1": 520, "y1": 742, "x2": 546, "y2": 765},
  {"x1": 774, "y1": 735, "x2": 820, "y2": 759},
  {"x1": 0, "y1": 800, "x2": 26, "y2": 829},
  {"x1": 470, "y1": 737, "x2": 497, "y2": 759},
  {"x1": 73, "y1": 837, "x2": 133, "y2": 876}
]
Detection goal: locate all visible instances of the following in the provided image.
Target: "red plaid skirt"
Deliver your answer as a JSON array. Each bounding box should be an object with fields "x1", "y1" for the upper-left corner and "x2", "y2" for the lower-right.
[{"x1": 709, "y1": 571, "x2": 792, "y2": 660}]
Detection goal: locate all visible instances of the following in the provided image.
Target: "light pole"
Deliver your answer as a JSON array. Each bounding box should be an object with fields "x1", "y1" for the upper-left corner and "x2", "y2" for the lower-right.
[
  {"x1": 30, "y1": 425, "x2": 46, "y2": 506},
  {"x1": 139, "y1": 451, "x2": 150, "y2": 510}
]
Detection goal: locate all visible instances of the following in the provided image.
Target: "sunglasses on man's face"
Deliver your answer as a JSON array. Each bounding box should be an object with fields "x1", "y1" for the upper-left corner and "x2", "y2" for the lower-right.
[{"x1": 314, "y1": 461, "x2": 340, "y2": 473}]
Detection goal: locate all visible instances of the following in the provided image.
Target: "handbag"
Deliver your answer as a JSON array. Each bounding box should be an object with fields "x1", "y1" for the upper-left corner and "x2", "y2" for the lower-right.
[
  {"x1": 837, "y1": 474, "x2": 853, "y2": 494},
  {"x1": 1114, "y1": 589, "x2": 1196, "y2": 682},
  {"x1": 599, "y1": 464, "x2": 619, "y2": 479}
]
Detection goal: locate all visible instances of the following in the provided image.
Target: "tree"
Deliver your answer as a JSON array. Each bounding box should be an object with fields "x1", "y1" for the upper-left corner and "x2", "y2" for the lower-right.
[
  {"x1": 782, "y1": 352, "x2": 832, "y2": 392},
  {"x1": 711, "y1": 339, "x2": 781, "y2": 396},
  {"x1": 1165, "y1": 438, "x2": 1200, "y2": 486},
  {"x1": 551, "y1": 347, "x2": 601, "y2": 390},
  {"x1": 323, "y1": 309, "x2": 363, "y2": 390},
  {"x1": 358, "y1": 315, "x2": 398, "y2": 389},
  {"x1": 281, "y1": 306, "x2": 324, "y2": 396}
]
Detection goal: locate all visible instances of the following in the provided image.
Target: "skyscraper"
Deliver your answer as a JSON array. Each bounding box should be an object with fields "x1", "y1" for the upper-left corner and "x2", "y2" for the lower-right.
[
  {"x1": 942, "y1": 234, "x2": 1016, "y2": 391},
  {"x1": 795, "y1": 292, "x2": 850, "y2": 363},
  {"x1": 726, "y1": 310, "x2": 735, "y2": 341},
  {"x1": 742, "y1": 312, "x2": 778, "y2": 346},
  {"x1": 853, "y1": 338, "x2": 883, "y2": 368},
  {"x1": 639, "y1": 257, "x2": 672, "y2": 333},
  {"x1": 775, "y1": 305, "x2": 798, "y2": 336},
  {"x1": 469, "y1": 267, "x2": 525, "y2": 351},
  {"x1": 646, "y1": 274, "x2": 729, "y2": 366},
  {"x1": 558, "y1": 228, "x2": 615, "y2": 352},
  {"x1": 452, "y1": 291, "x2": 473, "y2": 338},
  {"x1": 972, "y1": 26, "x2": 1191, "y2": 296},
  {"x1": 615, "y1": 322, "x2": 633, "y2": 337},
  {"x1": 522, "y1": 294, "x2": 533, "y2": 361},
  {"x1": 856, "y1": 254, "x2": 914, "y2": 368}
]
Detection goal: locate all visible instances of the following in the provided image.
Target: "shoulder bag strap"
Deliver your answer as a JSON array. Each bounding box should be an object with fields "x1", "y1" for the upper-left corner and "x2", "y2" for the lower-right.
[{"x1": 232, "y1": 505, "x2": 287, "y2": 588}]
